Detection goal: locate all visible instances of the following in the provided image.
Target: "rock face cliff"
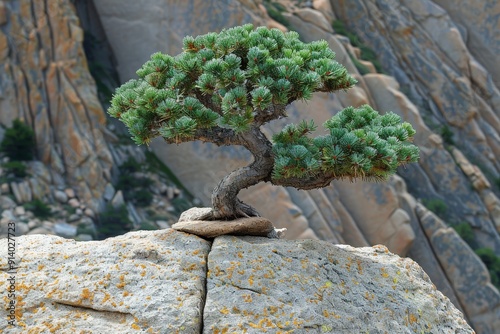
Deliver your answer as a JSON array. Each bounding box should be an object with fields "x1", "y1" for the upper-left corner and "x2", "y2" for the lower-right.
[
  {"x1": 0, "y1": 0, "x2": 499, "y2": 332},
  {"x1": 0, "y1": 230, "x2": 474, "y2": 333},
  {"x1": 0, "y1": 0, "x2": 113, "y2": 210}
]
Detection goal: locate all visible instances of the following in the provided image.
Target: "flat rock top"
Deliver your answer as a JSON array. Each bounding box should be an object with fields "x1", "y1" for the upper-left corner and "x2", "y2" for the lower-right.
[
  {"x1": 0, "y1": 230, "x2": 210, "y2": 333},
  {"x1": 204, "y1": 236, "x2": 474, "y2": 334},
  {"x1": 0, "y1": 230, "x2": 473, "y2": 333},
  {"x1": 172, "y1": 217, "x2": 276, "y2": 238}
]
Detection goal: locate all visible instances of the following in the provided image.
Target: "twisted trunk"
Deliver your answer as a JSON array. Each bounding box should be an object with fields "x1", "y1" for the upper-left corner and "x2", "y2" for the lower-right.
[{"x1": 210, "y1": 125, "x2": 274, "y2": 219}]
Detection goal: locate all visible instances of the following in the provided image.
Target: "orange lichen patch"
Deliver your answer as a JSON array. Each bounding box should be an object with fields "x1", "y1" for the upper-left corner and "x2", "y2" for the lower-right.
[
  {"x1": 248, "y1": 275, "x2": 254, "y2": 286},
  {"x1": 192, "y1": 249, "x2": 200, "y2": 255},
  {"x1": 81, "y1": 288, "x2": 94, "y2": 302},
  {"x1": 212, "y1": 327, "x2": 230, "y2": 334},
  {"x1": 364, "y1": 291, "x2": 375, "y2": 301},
  {"x1": 356, "y1": 260, "x2": 363, "y2": 274},
  {"x1": 242, "y1": 294, "x2": 253, "y2": 303},
  {"x1": 219, "y1": 306, "x2": 230, "y2": 315},
  {"x1": 141, "y1": 271, "x2": 147, "y2": 277},
  {"x1": 380, "y1": 268, "x2": 389, "y2": 278},
  {"x1": 300, "y1": 259, "x2": 308, "y2": 269},
  {"x1": 102, "y1": 292, "x2": 111, "y2": 303},
  {"x1": 131, "y1": 323, "x2": 141, "y2": 330},
  {"x1": 123, "y1": 291, "x2": 130, "y2": 297},
  {"x1": 38, "y1": 264, "x2": 45, "y2": 270}
]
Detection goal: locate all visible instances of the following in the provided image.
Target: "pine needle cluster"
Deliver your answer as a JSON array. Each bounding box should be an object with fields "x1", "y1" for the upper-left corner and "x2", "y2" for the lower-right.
[
  {"x1": 272, "y1": 105, "x2": 419, "y2": 181},
  {"x1": 108, "y1": 24, "x2": 357, "y2": 144}
]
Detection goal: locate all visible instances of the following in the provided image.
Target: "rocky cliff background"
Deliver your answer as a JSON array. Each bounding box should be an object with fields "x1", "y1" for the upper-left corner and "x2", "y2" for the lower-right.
[{"x1": 0, "y1": 0, "x2": 499, "y2": 332}]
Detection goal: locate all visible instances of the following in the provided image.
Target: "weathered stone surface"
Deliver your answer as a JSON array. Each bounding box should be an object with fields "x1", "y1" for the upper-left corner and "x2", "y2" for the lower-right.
[
  {"x1": 204, "y1": 235, "x2": 473, "y2": 333},
  {"x1": 294, "y1": 8, "x2": 333, "y2": 33},
  {"x1": 0, "y1": 0, "x2": 113, "y2": 209},
  {"x1": 173, "y1": 216, "x2": 280, "y2": 238},
  {"x1": 0, "y1": 230, "x2": 210, "y2": 333},
  {"x1": 103, "y1": 182, "x2": 116, "y2": 201},
  {"x1": 0, "y1": 231, "x2": 473, "y2": 333},
  {"x1": 0, "y1": 195, "x2": 16, "y2": 210},
  {"x1": 416, "y1": 204, "x2": 500, "y2": 334},
  {"x1": 53, "y1": 190, "x2": 68, "y2": 204}
]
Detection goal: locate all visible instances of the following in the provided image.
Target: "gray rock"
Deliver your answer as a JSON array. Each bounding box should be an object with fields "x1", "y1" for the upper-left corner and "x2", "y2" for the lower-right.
[
  {"x1": 203, "y1": 235, "x2": 473, "y2": 333},
  {"x1": 14, "y1": 206, "x2": 25, "y2": 216},
  {"x1": 67, "y1": 214, "x2": 81, "y2": 222},
  {"x1": 65, "y1": 188, "x2": 76, "y2": 199},
  {"x1": 26, "y1": 227, "x2": 53, "y2": 235},
  {"x1": 0, "y1": 229, "x2": 210, "y2": 333},
  {"x1": 110, "y1": 190, "x2": 124, "y2": 208},
  {"x1": 103, "y1": 182, "x2": 115, "y2": 201},
  {"x1": 27, "y1": 220, "x2": 38, "y2": 229},
  {"x1": 68, "y1": 198, "x2": 80, "y2": 208},
  {"x1": 178, "y1": 207, "x2": 213, "y2": 222},
  {"x1": 166, "y1": 186, "x2": 175, "y2": 200},
  {"x1": 416, "y1": 204, "x2": 500, "y2": 333},
  {"x1": 84, "y1": 208, "x2": 94, "y2": 218},
  {"x1": 53, "y1": 222, "x2": 77, "y2": 238},
  {"x1": 1, "y1": 210, "x2": 14, "y2": 220},
  {"x1": 0, "y1": 183, "x2": 9, "y2": 194},
  {"x1": 0, "y1": 195, "x2": 16, "y2": 210},
  {"x1": 28, "y1": 177, "x2": 50, "y2": 200},
  {"x1": 16, "y1": 222, "x2": 30, "y2": 236},
  {"x1": 53, "y1": 190, "x2": 68, "y2": 203},
  {"x1": 76, "y1": 234, "x2": 93, "y2": 241}
]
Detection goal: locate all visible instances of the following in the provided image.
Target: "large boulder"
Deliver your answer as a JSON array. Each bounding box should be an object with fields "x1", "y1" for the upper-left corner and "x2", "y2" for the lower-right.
[{"x1": 0, "y1": 230, "x2": 474, "y2": 333}]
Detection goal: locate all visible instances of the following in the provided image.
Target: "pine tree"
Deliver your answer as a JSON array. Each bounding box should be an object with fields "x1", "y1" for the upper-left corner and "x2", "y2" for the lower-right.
[{"x1": 108, "y1": 25, "x2": 419, "y2": 220}]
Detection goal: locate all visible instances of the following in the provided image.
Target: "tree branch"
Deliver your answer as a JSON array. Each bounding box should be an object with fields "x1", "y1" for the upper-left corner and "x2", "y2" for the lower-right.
[
  {"x1": 162, "y1": 126, "x2": 242, "y2": 146},
  {"x1": 270, "y1": 172, "x2": 339, "y2": 190},
  {"x1": 254, "y1": 104, "x2": 287, "y2": 126}
]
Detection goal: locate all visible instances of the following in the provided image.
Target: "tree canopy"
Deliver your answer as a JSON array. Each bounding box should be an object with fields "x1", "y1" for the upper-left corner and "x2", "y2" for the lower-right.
[{"x1": 108, "y1": 24, "x2": 419, "y2": 219}]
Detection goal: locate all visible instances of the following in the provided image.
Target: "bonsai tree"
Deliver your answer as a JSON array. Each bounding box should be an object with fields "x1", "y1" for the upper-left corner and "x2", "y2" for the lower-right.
[{"x1": 108, "y1": 25, "x2": 419, "y2": 220}]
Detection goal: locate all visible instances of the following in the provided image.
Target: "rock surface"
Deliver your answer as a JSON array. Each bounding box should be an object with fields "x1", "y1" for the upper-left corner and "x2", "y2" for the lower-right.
[
  {"x1": 90, "y1": 1, "x2": 499, "y2": 332},
  {"x1": 0, "y1": 230, "x2": 474, "y2": 333},
  {"x1": 0, "y1": 0, "x2": 113, "y2": 210}
]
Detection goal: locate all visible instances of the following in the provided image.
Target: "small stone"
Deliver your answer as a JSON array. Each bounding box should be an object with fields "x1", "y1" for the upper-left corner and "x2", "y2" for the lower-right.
[
  {"x1": 53, "y1": 222, "x2": 78, "y2": 238},
  {"x1": 76, "y1": 234, "x2": 93, "y2": 241},
  {"x1": 14, "y1": 206, "x2": 26, "y2": 216},
  {"x1": 167, "y1": 187, "x2": 175, "y2": 200},
  {"x1": 75, "y1": 208, "x2": 83, "y2": 215},
  {"x1": 68, "y1": 198, "x2": 80, "y2": 208},
  {"x1": 27, "y1": 227, "x2": 53, "y2": 235},
  {"x1": 16, "y1": 222, "x2": 30, "y2": 235},
  {"x1": 42, "y1": 221, "x2": 54, "y2": 229},
  {"x1": 159, "y1": 184, "x2": 168, "y2": 195},
  {"x1": 156, "y1": 220, "x2": 170, "y2": 229},
  {"x1": 65, "y1": 188, "x2": 76, "y2": 199},
  {"x1": 166, "y1": 206, "x2": 176, "y2": 212},
  {"x1": 1, "y1": 210, "x2": 14, "y2": 220},
  {"x1": 0, "y1": 195, "x2": 16, "y2": 210},
  {"x1": 103, "y1": 183, "x2": 116, "y2": 201},
  {"x1": 67, "y1": 214, "x2": 81, "y2": 222},
  {"x1": 0, "y1": 183, "x2": 9, "y2": 194},
  {"x1": 28, "y1": 220, "x2": 38, "y2": 229},
  {"x1": 84, "y1": 208, "x2": 95, "y2": 218},
  {"x1": 53, "y1": 190, "x2": 68, "y2": 203},
  {"x1": 111, "y1": 191, "x2": 125, "y2": 208}
]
